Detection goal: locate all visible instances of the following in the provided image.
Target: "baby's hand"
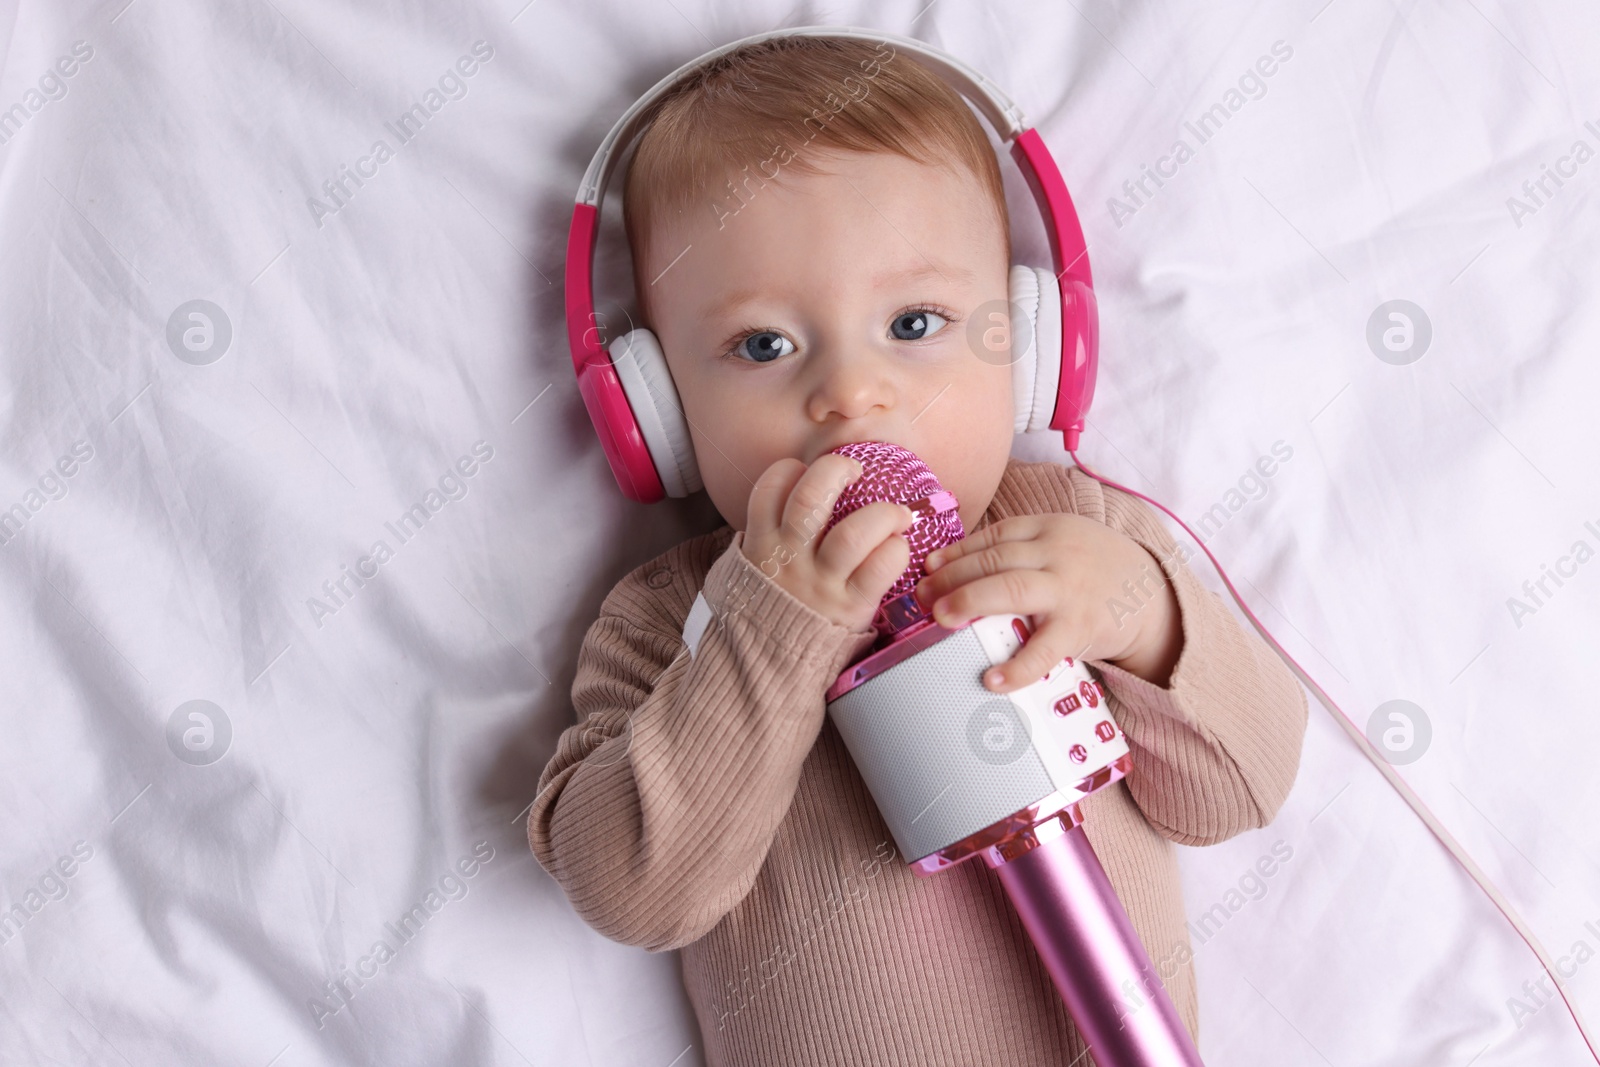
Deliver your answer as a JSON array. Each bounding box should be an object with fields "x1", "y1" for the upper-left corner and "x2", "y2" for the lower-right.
[
  {"x1": 913, "y1": 514, "x2": 1185, "y2": 691},
  {"x1": 740, "y1": 454, "x2": 916, "y2": 632}
]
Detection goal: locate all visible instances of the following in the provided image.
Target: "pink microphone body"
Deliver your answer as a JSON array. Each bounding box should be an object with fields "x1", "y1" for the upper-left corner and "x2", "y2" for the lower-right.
[{"x1": 821, "y1": 442, "x2": 1203, "y2": 1067}]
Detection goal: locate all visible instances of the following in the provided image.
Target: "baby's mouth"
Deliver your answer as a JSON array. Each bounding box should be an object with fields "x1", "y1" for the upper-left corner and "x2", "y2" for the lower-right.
[{"x1": 808, "y1": 434, "x2": 906, "y2": 466}]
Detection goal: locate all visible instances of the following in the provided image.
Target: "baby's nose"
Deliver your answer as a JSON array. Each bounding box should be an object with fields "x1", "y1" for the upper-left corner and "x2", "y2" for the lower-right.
[{"x1": 807, "y1": 351, "x2": 896, "y2": 422}]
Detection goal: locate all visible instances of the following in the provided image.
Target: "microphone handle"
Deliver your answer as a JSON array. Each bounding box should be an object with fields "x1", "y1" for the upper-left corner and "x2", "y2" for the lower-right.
[{"x1": 987, "y1": 809, "x2": 1205, "y2": 1067}]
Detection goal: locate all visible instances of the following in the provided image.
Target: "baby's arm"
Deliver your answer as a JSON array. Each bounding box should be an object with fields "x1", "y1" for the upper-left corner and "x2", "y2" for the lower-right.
[
  {"x1": 1068, "y1": 466, "x2": 1308, "y2": 845},
  {"x1": 933, "y1": 461, "x2": 1305, "y2": 843},
  {"x1": 529, "y1": 454, "x2": 918, "y2": 952},
  {"x1": 527, "y1": 534, "x2": 878, "y2": 951}
]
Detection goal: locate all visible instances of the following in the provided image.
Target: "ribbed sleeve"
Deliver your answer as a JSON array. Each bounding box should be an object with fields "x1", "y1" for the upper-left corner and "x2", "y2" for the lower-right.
[
  {"x1": 529, "y1": 458, "x2": 1309, "y2": 1065},
  {"x1": 528, "y1": 528, "x2": 878, "y2": 950}
]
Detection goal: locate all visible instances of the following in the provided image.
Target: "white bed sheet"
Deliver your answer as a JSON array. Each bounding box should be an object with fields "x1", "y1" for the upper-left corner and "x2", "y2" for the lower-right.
[{"x1": 2, "y1": 0, "x2": 1598, "y2": 1063}]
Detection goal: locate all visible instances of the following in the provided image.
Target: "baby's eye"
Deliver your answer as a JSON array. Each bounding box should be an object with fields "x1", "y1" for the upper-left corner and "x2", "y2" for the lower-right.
[
  {"x1": 731, "y1": 330, "x2": 795, "y2": 363},
  {"x1": 889, "y1": 309, "x2": 950, "y2": 341}
]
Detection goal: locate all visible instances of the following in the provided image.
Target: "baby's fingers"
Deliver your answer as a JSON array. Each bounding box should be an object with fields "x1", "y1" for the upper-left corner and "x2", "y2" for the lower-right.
[
  {"x1": 816, "y1": 500, "x2": 914, "y2": 579},
  {"x1": 984, "y1": 616, "x2": 1075, "y2": 693},
  {"x1": 746, "y1": 458, "x2": 807, "y2": 544},
  {"x1": 781, "y1": 453, "x2": 862, "y2": 548},
  {"x1": 927, "y1": 568, "x2": 1058, "y2": 630},
  {"x1": 916, "y1": 538, "x2": 1044, "y2": 609},
  {"x1": 846, "y1": 526, "x2": 913, "y2": 610}
]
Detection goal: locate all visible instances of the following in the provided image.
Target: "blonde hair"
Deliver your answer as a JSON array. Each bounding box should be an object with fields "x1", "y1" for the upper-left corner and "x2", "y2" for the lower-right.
[{"x1": 621, "y1": 36, "x2": 1011, "y2": 321}]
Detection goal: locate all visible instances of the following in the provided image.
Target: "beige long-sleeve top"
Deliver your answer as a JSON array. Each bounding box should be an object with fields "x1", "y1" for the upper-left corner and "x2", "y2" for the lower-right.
[{"x1": 528, "y1": 459, "x2": 1308, "y2": 1066}]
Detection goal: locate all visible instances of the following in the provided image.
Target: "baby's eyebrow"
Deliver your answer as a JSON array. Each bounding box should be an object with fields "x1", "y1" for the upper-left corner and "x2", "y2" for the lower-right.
[
  {"x1": 873, "y1": 261, "x2": 974, "y2": 288},
  {"x1": 702, "y1": 288, "x2": 765, "y2": 322},
  {"x1": 702, "y1": 261, "x2": 976, "y2": 321}
]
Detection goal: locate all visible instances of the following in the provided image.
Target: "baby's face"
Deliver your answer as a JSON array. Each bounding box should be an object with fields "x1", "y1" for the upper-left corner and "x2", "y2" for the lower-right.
[{"x1": 642, "y1": 149, "x2": 1016, "y2": 534}]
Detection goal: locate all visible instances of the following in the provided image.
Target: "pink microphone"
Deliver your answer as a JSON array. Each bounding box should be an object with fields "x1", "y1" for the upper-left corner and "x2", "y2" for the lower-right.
[{"x1": 821, "y1": 441, "x2": 1204, "y2": 1067}]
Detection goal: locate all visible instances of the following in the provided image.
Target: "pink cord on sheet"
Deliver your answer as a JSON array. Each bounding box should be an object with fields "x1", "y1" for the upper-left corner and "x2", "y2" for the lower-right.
[{"x1": 1069, "y1": 448, "x2": 1600, "y2": 1065}]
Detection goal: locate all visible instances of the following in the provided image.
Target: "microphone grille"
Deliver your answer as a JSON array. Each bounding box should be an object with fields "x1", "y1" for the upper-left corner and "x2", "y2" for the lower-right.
[{"x1": 822, "y1": 441, "x2": 965, "y2": 603}]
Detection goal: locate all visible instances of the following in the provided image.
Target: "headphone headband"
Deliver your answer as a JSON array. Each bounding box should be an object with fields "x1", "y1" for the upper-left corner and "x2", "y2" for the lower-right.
[{"x1": 575, "y1": 26, "x2": 1028, "y2": 209}]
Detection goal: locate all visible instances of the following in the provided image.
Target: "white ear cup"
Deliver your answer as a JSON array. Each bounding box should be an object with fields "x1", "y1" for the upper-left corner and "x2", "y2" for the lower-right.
[
  {"x1": 608, "y1": 328, "x2": 702, "y2": 497},
  {"x1": 1007, "y1": 264, "x2": 1062, "y2": 435}
]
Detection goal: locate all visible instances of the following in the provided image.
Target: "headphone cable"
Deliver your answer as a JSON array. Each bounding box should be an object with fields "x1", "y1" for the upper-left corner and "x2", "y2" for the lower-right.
[{"x1": 1069, "y1": 448, "x2": 1600, "y2": 1063}]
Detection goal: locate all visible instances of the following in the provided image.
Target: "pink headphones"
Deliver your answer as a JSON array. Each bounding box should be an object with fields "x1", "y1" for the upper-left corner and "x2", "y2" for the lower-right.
[{"x1": 565, "y1": 26, "x2": 1099, "y2": 503}]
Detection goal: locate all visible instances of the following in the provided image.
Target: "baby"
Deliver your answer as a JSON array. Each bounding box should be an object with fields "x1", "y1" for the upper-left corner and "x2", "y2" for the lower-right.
[{"x1": 530, "y1": 36, "x2": 1307, "y2": 1066}]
